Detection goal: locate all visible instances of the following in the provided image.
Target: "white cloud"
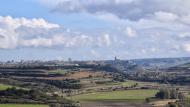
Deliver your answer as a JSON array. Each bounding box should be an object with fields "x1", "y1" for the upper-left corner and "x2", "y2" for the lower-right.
[
  {"x1": 0, "y1": 16, "x2": 59, "y2": 29},
  {"x1": 183, "y1": 44, "x2": 190, "y2": 52},
  {"x1": 181, "y1": 14, "x2": 190, "y2": 25},
  {"x1": 154, "y1": 11, "x2": 178, "y2": 22},
  {"x1": 141, "y1": 49, "x2": 147, "y2": 54},
  {"x1": 96, "y1": 13, "x2": 122, "y2": 23},
  {"x1": 0, "y1": 16, "x2": 115, "y2": 49},
  {"x1": 19, "y1": 38, "x2": 52, "y2": 47},
  {"x1": 90, "y1": 50, "x2": 100, "y2": 57},
  {"x1": 0, "y1": 16, "x2": 60, "y2": 49},
  {"x1": 114, "y1": 0, "x2": 136, "y2": 4},
  {"x1": 43, "y1": 0, "x2": 190, "y2": 21},
  {"x1": 98, "y1": 34, "x2": 111, "y2": 47},
  {"x1": 0, "y1": 16, "x2": 95, "y2": 49},
  {"x1": 19, "y1": 34, "x2": 93, "y2": 48},
  {"x1": 179, "y1": 32, "x2": 190, "y2": 38},
  {"x1": 0, "y1": 28, "x2": 18, "y2": 49},
  {"x1": 23, "y1": 0, "x2": 190, "y2": 60},
  {"x1": 2, "y1": 1, "x2": 190, "y2": 59},
  {"x1": 150, "y1": 47, "x2": 157, "y2": 52},
  {"x1": 124, "y1": 27, "x2": 137, "y2": 37}
]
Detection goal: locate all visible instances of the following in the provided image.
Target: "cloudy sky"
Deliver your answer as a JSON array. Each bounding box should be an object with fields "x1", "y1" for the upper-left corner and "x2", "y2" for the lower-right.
[{"x1": 0, "y1": 0, "x2": 190, "y2": 61}]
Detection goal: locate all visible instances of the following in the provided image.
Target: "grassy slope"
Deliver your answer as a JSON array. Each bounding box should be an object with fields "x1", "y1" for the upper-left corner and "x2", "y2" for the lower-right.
[
  {"x1": 187, "y1": 94, "x2": 190, "y2": 98},
  {"x1": 48, "y1": 69, "x2": 67, "y2": 74},
  {"x1": 121, "y1": 81, "x2": 137, "y2": 86},
  {"x1": 101, "y1": 81, "x2": 137, "y2": 86},
  {"x1": 70, "y1": 89, "x2": 158, "y2": 102},
  {"x1": 0, "y1": 84, "x2": 12, "y2": 90},
  {"x1": 84, "y1": 80, "x2": 161, "y2": 90},
  {"x1": 0, "y1": 84, "x2": 28, "y2": 91},
  {"x1": 0, "y1": 104, "x2": 48, "y2": 107},
  {"x1": 87, "y1": 80, "x2": 137, "y2": 86}
]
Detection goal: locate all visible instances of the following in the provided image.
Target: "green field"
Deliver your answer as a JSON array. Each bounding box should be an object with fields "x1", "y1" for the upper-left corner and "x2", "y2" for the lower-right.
[
  {"x1": 0, "y1": 84, "x2": 28, "y2": 91},
  {"x1": 0, "y1": 84, "x2": 12, "y2": 90},
  {"x1": 69, "y1": 89, "x2": 158, "y2": 102},
  {"x1": 187, "y1": 94, "x2": 190, "y2": 98},
  {"x1": 99, "y1": 80, "x2": 156, "y2": 87},
  {"x1": 0, "y1": 104, "x2": 48, "y2": 107},
  {"x1": 94, "y1": 80, "x2": 138, "y2": 87},
  {"x1": 48, "y1": 69, "x2": 67, "y2": 74},
  {"x1": 101, "y1": 80, "x2": 137, "y2": 86},
  {"x1": 121, "y1": 81, "x2": 137, "y2": 87}
]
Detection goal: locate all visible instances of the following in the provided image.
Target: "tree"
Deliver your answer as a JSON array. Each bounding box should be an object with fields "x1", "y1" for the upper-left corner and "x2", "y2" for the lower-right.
[
  {"x1": 170, "y1": 88, "x2": 178, "y2": 99},
  {"x1": 156, "y1": 89, "x2": 165, "y2": 99},
  {"x1": 164, "y1": 88, "x2": 171, "y2": 99},
  {"x1": 167, "y1": 102, "x2": 178, "y2": 107},
  {"x1": 49, "y1": 103, "x2": 61, "y2": 107},
  {"x1": 145, "y1": 98, "x2": 150, "y2": 103},
  {"x1": 156, "y1": 88, "x2": 185, "y2": 100},
  {"x1": 156, "y1": 88, "x2": 170, "y2": 99},
  {"x1": 178, "y1": 92, "x2": 185, "y2": 101}
]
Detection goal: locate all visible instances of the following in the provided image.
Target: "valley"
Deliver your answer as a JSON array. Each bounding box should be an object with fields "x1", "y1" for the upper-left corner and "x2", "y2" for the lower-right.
[{"x1": 0, "y1": 57, "x2": 190, "y2": 107}]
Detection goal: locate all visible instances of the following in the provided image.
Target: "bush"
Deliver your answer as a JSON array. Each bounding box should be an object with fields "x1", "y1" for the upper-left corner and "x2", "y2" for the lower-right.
[
  {"x1": 156, "y1": 88, "x2": 170, "y2": 99},
  {"x1": 44, "y1": 79, "x2": 82, "y2": 89},
  {"x1": 145, "y1": 98, "x2": 150, "y2": 103},
  {"x1": 167, "y1": 102, "x2": 178, "y2": 107},
  {"x1": 156, "y1": 88, "x2": 181, "y2": 99}
]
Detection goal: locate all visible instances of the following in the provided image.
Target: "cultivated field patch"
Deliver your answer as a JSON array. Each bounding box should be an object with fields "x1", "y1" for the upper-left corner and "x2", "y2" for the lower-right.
[
  {"x1": 0, "y1": 104, "x2": 48, "y2": 107},
  {"x1": 70, "y1": 89, "x2": 158, "y2": 102},
  {"x1": 48, "y1": 69, "x2": 67, "y2": 74},
  {"x1": 0, "y1": 84, "x2": 12, "y2": 90}
]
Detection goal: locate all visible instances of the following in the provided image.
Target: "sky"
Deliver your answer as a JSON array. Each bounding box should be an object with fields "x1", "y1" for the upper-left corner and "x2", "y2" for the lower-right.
[{"x1": 0, "y1": 0, "x2": 190, "y2": 61}]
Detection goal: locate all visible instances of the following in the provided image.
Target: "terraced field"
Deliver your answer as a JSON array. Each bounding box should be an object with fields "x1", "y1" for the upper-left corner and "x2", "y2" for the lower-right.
[
  {"x1": 48, "y1": 69, "x2": 67, "y2": 74},
  {"x1": 70, "y1": 89, "x2": 158, "y2": 102},
  {"x1": 187, "y1": 94, "x2": 190, "y2": 98},
  {"x1": 0, "y1": 84, "x2": 12, "y2": 90},
  {"x1": 0, "y1": 104, "x2": 48, "y2": 107}
]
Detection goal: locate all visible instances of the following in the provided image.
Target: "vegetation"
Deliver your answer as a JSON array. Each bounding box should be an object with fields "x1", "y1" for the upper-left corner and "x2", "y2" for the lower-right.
[
  {"x1": 121, "y1": 81, "x2": 138, "y2": 87},
  {"x1": 167, "y1": 102, "x2": 179, "y2": 107},
  {"x1": 0, "y1": 87, "x2": 75, "y2": 105},
  {"x1": 1, "y1": 59, "x2": 190, "y2": 107},
  {"x1": 48, "y1": 69, "x2": 67, "y2": 74},
  {"x1": 155, "y1": 88, "x2": 185, "y2": 99},
  {"x1": 0, "y1": 84, "x2": 12, "y2": 90},
  {"x1": 69, "y1": 89, "x2": 158, "y2": 102},
  {"x1": 0, "y1": 104, "x2": 48, "y2": 107},
  {"x1": 94, "y1": 80, "x2": 138, "y2": 87},
  {"x1": 44, "y1": 79, "x2": 82, "y2": 89}
]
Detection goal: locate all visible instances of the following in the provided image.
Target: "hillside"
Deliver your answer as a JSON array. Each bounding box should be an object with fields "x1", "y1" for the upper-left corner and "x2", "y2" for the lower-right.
[{"x1": 105, "y1": 57, "x2": 190, "y2": 72}]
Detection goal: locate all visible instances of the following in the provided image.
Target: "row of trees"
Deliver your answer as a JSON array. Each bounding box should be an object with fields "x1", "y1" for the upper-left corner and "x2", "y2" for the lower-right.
[
  {"x1": 0, "y1": 87, "x2": 78, "y2": 106},
  {"x1": 1, "y1": 87, "x2": 53, "y2": 99},
  {"x1": 127, "y1": 71, "x2": 190, "y2": 84},
  {"x1": 156, "y1": 88, "x2": 185, "y2": 100},
  {"x1": 166, "y1": 98, "x2": 190, "y2": 107},
  {"x1": 44, "y1": 79, "x2": 82, "y2": 89},
  {"x1": 155, "y1": 88, "x2": 190, "y2": 107}
]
